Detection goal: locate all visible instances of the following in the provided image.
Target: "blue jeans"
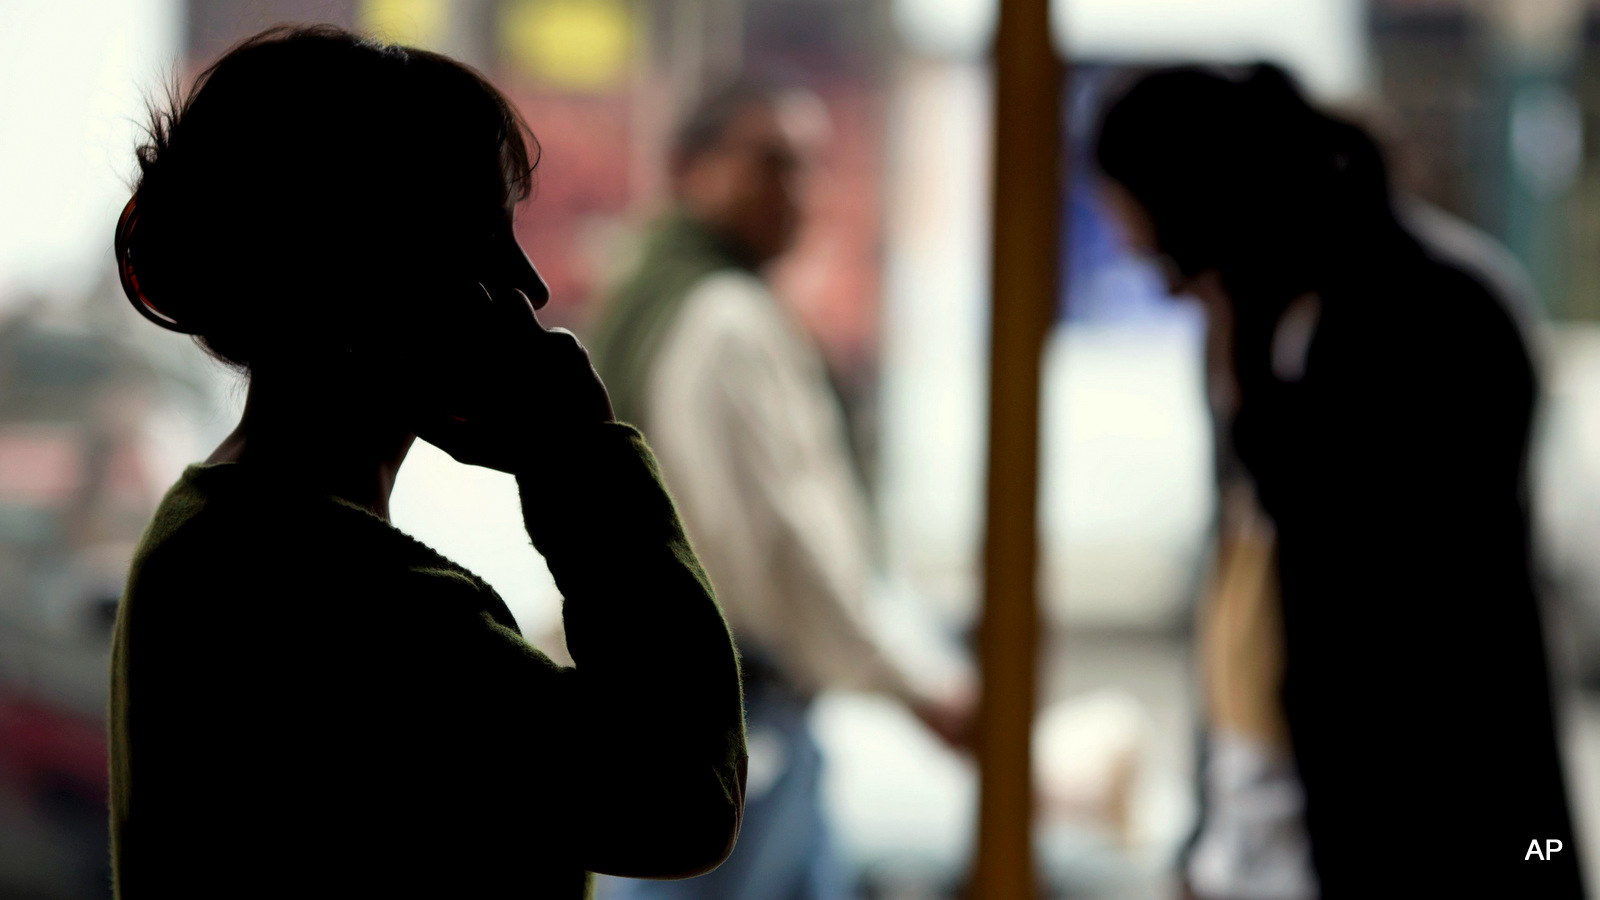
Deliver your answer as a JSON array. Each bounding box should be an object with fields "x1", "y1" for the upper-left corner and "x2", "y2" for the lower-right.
[{"x1": 599, "y1": 685, "x2": 849, "y2": 900}]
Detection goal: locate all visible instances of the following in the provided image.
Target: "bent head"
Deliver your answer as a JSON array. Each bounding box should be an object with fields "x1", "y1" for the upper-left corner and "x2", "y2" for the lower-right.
[
  {"x1": 118, "y1": 25, "x2": 547, "y2": 381},
  {"x1": 1093, "y1": 64, "x2": 1392, "y2": 306},
  {"x1": 669, "y1": 82, "x2": 823, "y2": 265}
]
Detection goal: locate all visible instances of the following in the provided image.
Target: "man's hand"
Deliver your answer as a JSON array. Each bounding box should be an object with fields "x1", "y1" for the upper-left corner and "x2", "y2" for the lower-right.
[{"x1": 912, "y1": 684, "x2": 977, "y2": 751}]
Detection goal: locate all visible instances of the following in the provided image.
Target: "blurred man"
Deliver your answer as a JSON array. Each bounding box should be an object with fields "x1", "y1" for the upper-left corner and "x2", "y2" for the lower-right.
[{"x1": 590, "y1": 83, "x2": 970, "y2": 900}]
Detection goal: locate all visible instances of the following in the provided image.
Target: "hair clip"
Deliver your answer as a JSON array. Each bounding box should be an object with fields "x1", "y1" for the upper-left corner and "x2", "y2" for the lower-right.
[{"x1": 115, "y1": 193, "x2": 196, "y2": 334}]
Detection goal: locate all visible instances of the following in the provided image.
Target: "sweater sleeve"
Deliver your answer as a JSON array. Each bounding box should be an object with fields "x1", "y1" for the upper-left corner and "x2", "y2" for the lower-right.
[{"x1": 511, "y1": 421, "x2": 747, "y2": 878}]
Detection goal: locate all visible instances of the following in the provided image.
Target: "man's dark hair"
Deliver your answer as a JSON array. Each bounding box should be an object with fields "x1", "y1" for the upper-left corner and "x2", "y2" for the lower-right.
[{"x1": 668, "y1": 80, "x2": 782, "y2": 175}]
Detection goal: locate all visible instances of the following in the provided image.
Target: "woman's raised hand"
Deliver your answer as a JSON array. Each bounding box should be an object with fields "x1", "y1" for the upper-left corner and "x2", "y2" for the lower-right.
[{"x1": 410, "y1": 283, "x2": 614, "y2": 474}]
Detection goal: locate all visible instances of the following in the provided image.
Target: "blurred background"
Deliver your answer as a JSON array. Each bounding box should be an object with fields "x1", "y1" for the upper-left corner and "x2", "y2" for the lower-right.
[{"x1": 8, "y1": 0, "x2": 1600, "y2": 897}]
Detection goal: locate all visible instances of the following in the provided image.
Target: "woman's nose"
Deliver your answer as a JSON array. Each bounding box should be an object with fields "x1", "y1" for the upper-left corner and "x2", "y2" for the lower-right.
[
  {"x1": 508, "y1": 238, "x2": 550, "y2": 310},
  {"x1": 522, "y1": 264, "x2": 551, "y2": 311}
]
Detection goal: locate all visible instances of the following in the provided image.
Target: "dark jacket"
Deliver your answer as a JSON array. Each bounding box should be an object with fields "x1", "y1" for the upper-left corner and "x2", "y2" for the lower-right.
[{"x1": 1231, "y1": 228, "x2": 1581, "y2": 896}]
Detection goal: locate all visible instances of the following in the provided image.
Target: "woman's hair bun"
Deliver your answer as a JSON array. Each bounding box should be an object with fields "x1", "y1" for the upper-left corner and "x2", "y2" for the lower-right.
[{"x1": 114, "y1": 192, "x2": 196, "y2": 335}]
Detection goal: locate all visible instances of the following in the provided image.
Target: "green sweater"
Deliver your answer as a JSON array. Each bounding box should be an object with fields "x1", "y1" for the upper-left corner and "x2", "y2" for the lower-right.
[{"x1": 109, "y1": 423, "x2": 747, "y2": 898}]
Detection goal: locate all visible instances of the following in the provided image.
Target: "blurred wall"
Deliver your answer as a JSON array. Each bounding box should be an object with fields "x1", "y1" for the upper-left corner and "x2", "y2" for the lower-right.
[{"x1": 0, "y1": 0, "x2": 183, "y2": 303}]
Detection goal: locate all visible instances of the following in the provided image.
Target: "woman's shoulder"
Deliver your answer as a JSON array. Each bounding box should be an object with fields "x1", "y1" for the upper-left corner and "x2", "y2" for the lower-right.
[
  {"x1": 127, "y1": 463, "x2": 501, "y2": 619},
  {"x1": 133, "y1": 463, "x2": 367, "y2": 568}
]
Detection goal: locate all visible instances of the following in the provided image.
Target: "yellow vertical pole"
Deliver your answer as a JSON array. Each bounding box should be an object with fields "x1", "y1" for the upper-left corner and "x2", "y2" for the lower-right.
[{"x1": 972, "y1": 0, "x2": 1060, "y2": 898}]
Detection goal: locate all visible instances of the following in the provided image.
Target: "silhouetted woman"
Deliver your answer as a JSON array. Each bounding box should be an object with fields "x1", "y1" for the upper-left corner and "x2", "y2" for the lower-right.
[
  {"x1": 110, "y1": 26, "x2": 745, "y2": 897},
  {"x1": 1096, "y1": 65, "x2": 1580, "y2": 897}
]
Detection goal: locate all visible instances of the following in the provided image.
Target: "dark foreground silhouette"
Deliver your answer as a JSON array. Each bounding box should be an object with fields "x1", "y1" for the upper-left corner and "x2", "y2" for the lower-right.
[
  {"x1": 1097, "y1": 65, "x2": 1583, "y2": 898},
  {"x1": 110, "y1": 26, "x2": 745, "y2": 898}
]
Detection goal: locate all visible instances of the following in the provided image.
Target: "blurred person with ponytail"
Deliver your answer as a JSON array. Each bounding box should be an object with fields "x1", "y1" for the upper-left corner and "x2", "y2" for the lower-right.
[
  {"x1": 110, "y1": 26, "x2": 745, "y2": 898},
  {"x1": 1096, "y1": 65, "x2": 1580, "y2": 897}
]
